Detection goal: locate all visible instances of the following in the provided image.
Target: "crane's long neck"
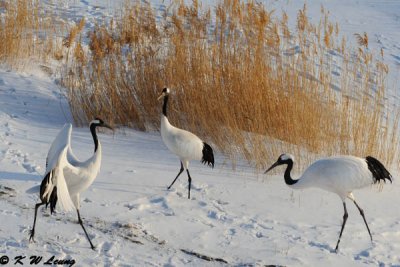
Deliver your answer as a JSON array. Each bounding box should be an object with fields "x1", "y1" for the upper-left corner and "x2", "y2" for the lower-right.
[
  {"x1": 162, "y1": 95, "x2": 169, "y2": 117},
  {"x1": 284, "y1": 160, "x2": 298, "y2": 186},
  {"x1": 90, "y1": 124, "x2": 99, "y2": 152}
]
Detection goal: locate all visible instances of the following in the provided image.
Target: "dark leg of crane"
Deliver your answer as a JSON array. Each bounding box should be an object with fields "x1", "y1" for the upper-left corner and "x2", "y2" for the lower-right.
[
  {"x1": 77, "y1": 209, "x2": 95, "y2": 250},
  {"x1": 352, "y1": 200, "x2": 373, "y2": 242},
  {"x1": 167, "y1": 162, "x2": 184, "y2": 190},
  {"x1": 186, "y1": 169, "x2": 192, "y2": 199},
  {"x1": 335, "y1": 202, "x2": 348, "y2": 252},
  {"x1": 29, "y1": 202, "x2": 45, "y2": 242}
]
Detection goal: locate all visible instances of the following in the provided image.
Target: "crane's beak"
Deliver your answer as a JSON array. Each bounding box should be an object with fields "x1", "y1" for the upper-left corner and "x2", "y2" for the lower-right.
[
  {"x1": 103, "y1": 123, "x2": 114, "y2": 131},
  {"x1": 157, "y1": 93, "x2": 165, "y2": 101},
  {"x1": 264, "y1": 161, "x2": 280, "y2": 174}
]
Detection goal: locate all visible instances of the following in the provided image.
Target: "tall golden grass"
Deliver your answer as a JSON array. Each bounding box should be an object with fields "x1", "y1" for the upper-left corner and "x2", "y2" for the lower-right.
[
  {"x1": 0, "y1": 0, "x2": 66, "y2": 68},
  {"x1": 37, "y1": 0, "x2": 400, "y2": 169}
]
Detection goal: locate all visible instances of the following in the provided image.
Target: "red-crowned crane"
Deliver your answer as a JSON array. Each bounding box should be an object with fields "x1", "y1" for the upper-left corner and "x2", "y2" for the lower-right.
[
  {"x1": 265, "y1": 153, "x2": 392, "y2": 252},
  {"x1": 29, "y1": 118, "x2": 112, "y2": 250},
  {"x1": 158, "y1": 88, "x2": 214, "y2": 199}
]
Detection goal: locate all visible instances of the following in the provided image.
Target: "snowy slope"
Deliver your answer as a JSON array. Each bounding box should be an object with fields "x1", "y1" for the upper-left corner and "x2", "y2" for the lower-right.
[
  {"x1": 1, "y1": 0, "x2": 400, "y2": 266},
  {"x1": 0, "y1": 61, "x2": 399, "y2": 267},
  {"x1": 268, "y1": 0, "x2": 400, "y2": 98}
]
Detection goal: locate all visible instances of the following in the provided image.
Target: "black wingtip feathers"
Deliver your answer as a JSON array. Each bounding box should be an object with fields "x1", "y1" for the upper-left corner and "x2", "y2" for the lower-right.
[
  {"x1": 201, "y1": 142, "x2": 215, "y2": 168},
  {"x1": 49, "y1": 186, "x2": 58, "y2": 214},
  {"x1": 39, "y1": 170, "x2": 58, "y2": 214},
  {"x1": 366, "y1": 156, "x2": 392, "y2": 184}
]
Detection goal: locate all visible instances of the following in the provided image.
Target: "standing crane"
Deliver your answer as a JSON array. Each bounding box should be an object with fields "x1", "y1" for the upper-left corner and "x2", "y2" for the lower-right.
[
  {"x1": 158, "y1": 88, "x2": 214, "y2": 199},
  {"x1": 29, "y1": 118, "x2": 112, "y2": 250},
  {"x1": 265, "y1": 153, "x2": 392, "y2": 252}
]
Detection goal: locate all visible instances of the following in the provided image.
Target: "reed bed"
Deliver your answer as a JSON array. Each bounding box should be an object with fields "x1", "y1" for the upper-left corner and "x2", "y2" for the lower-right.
[
  {"x1": 56, "y1": 0, "x2": 400, "y2": 169},
  {"x1": 0, "y1": 0, "x2": 66, "y2": 68}
]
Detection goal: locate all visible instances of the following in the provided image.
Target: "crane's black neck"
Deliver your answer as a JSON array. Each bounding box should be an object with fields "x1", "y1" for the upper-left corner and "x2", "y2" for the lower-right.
[
  {"x1": 162, "y1": 95, "x2": 169, "y2": 117},
  {"x1": 90, "y1": 124, "x2": 99, "y2": 152},
  {"x1": 284, "y1": 160, "x2": 298, "y2": 186}
]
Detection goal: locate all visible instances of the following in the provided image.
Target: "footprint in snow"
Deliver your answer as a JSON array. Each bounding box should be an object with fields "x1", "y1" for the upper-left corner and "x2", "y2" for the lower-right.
[
  {"x1": 207, "y1": 210, "x2": 232, "y2": 223},
  {"x1": 198, "y1": 200, "x2": 207, "y2": 207},
  {"x1": 150, "y1": 197, "x2": 170, "y2": 208},
  {"x1": 5, "y1": 149, "x2": 39, "y2": 173},
  {"x1": 5, "y1": 238, "x2": 25, "y2": 248},
  {"x1": 100, "y1": 241, "x2": 116, "y2": 256},
  {"x1": 354, "y1": 249, "x2": 370, "y2": 259},
  {"x1": 83, "y1": 198, "x2": 92, "y2": 203},
  {"x1": 226, "y1": 228, "x2": 236, "y2": 236},
  {"x1": 22, "y1": 162, "x2": 39, "y2": 173},
  {"x1": 150, "y1": 197, "x2": 175, "y2": 216},
  {"x1": 308, "y1": 240, "x2": 334, "y2": 252},
  {"x1": 150, "y1": 197, "x2": 165, "y2": 204},
  {"x1": 255, "y1": 232, "x2": 264, "y2": 238},
  {"x1": 0, "y1": 185, "x2": 16, "y2": 197},
  {"x1": 215, "y1": 199, "x2": 229, "y2": 205},
  {"x1": 212, "y1": 200, "x2": 228, "y2": 212}
]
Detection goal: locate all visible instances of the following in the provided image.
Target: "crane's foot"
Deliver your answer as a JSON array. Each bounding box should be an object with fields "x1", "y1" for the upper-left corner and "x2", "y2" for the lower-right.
[{"x1": 29, "y1": 230, "x2": 35, "y2": 243}]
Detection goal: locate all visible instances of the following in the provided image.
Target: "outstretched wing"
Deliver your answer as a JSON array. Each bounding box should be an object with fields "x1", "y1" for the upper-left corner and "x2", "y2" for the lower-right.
[
  {"x1": 46, "y1": 123, "x2": 80, "y2": 168},
  {"x1": 41, "y1": 124, "x2": 76, "y2": 212},
  {"x1": 46, "y1": 123, "x2": 73, "y2": 173}
]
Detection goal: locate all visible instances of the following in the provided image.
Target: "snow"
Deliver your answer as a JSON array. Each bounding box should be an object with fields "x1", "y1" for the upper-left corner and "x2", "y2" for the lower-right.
[{"x1": 1, "y1": 0, "x2": 400, "y2": 266}]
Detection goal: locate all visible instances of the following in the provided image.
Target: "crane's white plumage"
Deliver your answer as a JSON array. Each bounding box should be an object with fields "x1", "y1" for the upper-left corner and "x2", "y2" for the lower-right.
[
  {"x1": 43, "y1": 146, "x2": 75, "y2": 212},
  {"x1": 43, "y1": 124, "x2": 77, "y2": 212},
  {"x1": 265, "y1": 153, "x2": 392, "y2": 252},
  {"x1": 30, "y1": 119, "x2": 112, "y2": 250},
  {"x1": 158, "y1": 87, "x2": 214, "y2": 199},
  {"x1": 289, "y1": 155, "x2": 376, "y2": 198},
  {"x1": 160, "y1": 115, "x2": 204, "y2": 165}
]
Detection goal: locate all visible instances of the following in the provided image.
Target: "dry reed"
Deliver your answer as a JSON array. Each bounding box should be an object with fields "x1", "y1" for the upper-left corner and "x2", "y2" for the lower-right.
[
  {"x1": 59, "y1": 0, "x2": 400, "y2": 170},
  {"x1": 0, "y1": 0, "x2": 67, "y2": 68}
]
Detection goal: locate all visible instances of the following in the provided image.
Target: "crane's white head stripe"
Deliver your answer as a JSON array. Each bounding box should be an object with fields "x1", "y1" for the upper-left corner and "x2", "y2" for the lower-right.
[{"x1": 280, "y1": 153, "x2": 294, "y2": 161}]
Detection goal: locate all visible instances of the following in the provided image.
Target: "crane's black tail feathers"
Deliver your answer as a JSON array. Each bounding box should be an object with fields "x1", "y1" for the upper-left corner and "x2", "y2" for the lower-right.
[
  {"x1": 366, "y1": 156, "x2": 392, "y2": 184},
  {"x1": 201, "y1": 142, "x2": 214, "y2": 168},
  {"x1": 49, "y1": 187, "x2": 58, "y2": 214},
  {"x1": 39, "y1": 171, "x2": 58, "y2": 214}
]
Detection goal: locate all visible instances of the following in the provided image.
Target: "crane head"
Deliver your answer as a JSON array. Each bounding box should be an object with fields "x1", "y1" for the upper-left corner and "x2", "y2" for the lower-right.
[
  {"x1": 264, "y1": 153, "x2": 294, "y2": 174},
  {"x1": 157, "y1": 87, "x2": 170, "y2": 101},
  {"x1": 90, "y1": 118, "x2": 113, "y2": 130}
]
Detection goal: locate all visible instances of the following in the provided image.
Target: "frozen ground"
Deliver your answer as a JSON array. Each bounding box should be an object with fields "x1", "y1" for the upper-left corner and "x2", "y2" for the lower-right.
[{"x1": 1, "y1": 0, "x2": 400, "y2": 266}]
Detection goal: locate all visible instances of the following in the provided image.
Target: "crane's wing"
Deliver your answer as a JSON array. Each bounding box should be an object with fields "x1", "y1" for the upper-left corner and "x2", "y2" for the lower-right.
[
  {"x1": 46, "y1": 123, "x2": 81, "y2": 167},
  {"x1": 54, "y1": 147, "x2": 75, "y2": 212},
  {"x1": 46, "y1": 123, "x2": 73, "y2": 173},
  {"x1": 40, "y1": 146, "x2": 75, "y2": 212},
  {"x1": 41, "y1": 124, "x2": 76, "y2": 212}
]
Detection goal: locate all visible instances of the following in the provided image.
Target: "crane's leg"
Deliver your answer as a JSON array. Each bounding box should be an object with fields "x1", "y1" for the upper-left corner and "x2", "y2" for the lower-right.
[
  {"x1": 76, "y1": 209, "x2": 95, "y2": 250},
  {"x1": 352, "y1": 200, "x2": 373, "y2": 241},
  {"x1": 167, "y1": 162, "x2": 184, "y2": 190},
  {"x1": 29, "y1": 202, "x2": 45, "y2": 242},
  {"x1": 335, "y1": 202, "x2": 348, "y2": 252},
  {"x1": 186, "y1": 169, "x2": 192, "y2": 199}
]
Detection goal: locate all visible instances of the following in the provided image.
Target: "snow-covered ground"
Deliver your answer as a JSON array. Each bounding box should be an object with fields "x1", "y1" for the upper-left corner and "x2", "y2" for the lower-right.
[{"x1": 1, "y1": 0, "x2": 400, "y2": 266}]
